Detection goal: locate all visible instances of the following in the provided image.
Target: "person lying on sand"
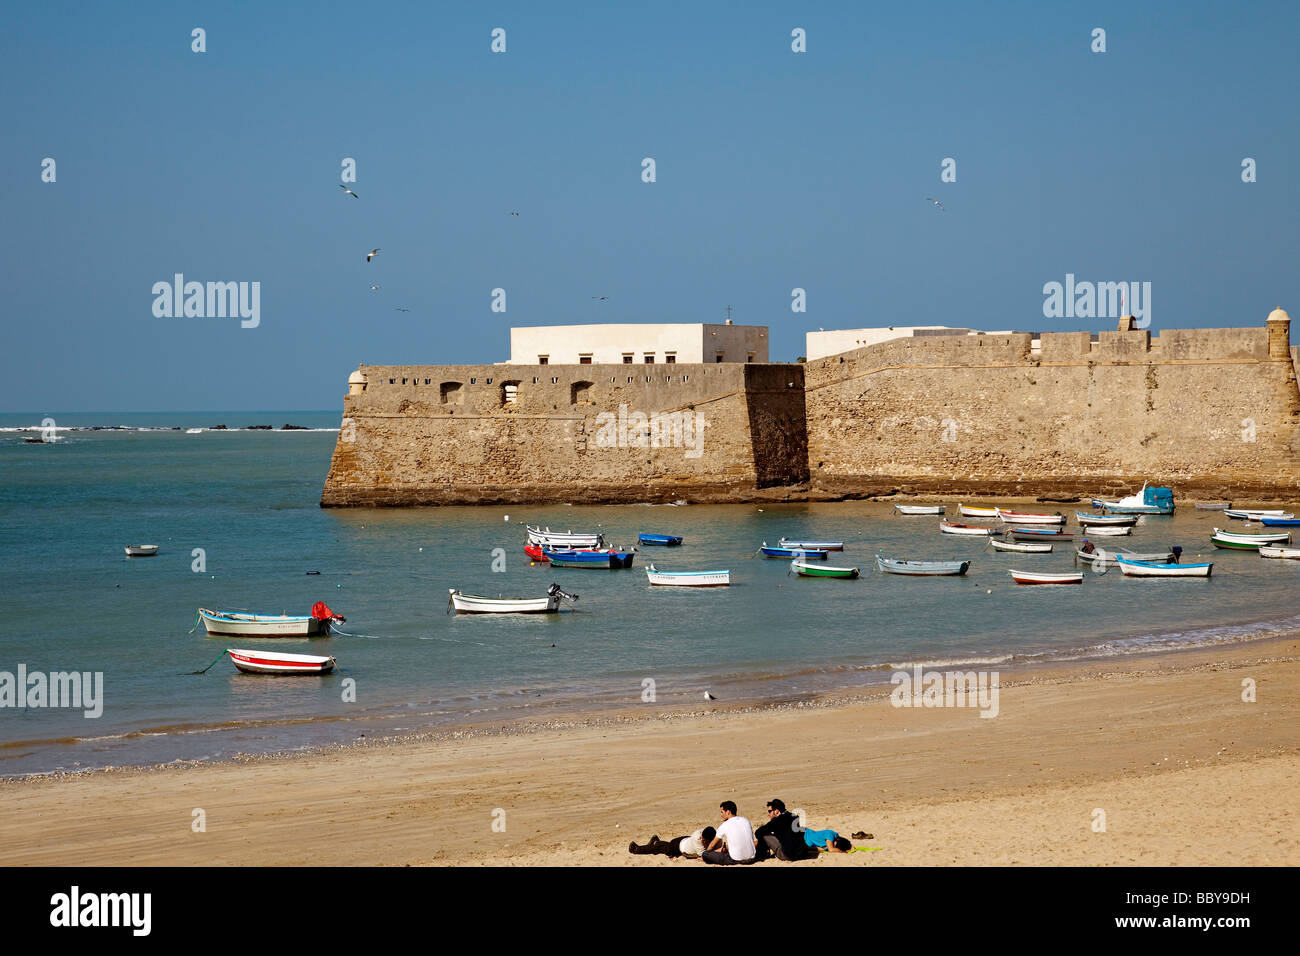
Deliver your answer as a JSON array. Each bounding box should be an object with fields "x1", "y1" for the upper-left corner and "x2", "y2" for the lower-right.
[
  {"x1": 803, "y1": 826, "x2": 852, "y2": 853},
  {"x1": 629, "y1": 826, "x2": 716, "y2": 858}
]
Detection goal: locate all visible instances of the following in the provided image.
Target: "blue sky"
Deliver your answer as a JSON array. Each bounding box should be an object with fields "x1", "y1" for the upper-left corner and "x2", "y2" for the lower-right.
[{"x1": 4, "y1": 0, "x2": 1297, "y2": 412}]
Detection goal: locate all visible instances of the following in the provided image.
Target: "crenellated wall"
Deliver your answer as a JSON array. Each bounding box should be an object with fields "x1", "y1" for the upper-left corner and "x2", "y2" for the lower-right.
[
  {"x1": 321, "y1": 362, "x2": 808, "y2": 506},
  {"x1": 804, "y1": 325, "x2": 1300, "y2": 498}
]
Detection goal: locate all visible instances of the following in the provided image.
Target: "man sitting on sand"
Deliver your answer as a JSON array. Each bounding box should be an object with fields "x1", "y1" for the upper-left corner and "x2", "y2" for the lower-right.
[
  {"x1": 803, "y1": 826, "x2": 852, "y2": 854},
  {"x1": 754, "y1": 798, "x2": 818, "y2": 861},
  {"x1": 629, "y1": 826, "x2": 716, "y2": 859},
  {"x1": 702, "y1": 801, "x2": 757, "y2": 865}
]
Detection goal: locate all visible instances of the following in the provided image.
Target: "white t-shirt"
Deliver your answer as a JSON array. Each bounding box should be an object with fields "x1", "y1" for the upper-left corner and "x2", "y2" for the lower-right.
[
  {"x1": 717, "y1": 816, "x2": 756, "y2": 861},
  {"x1": 678, "y1": 828, "x2": 707, "y2": 858}
]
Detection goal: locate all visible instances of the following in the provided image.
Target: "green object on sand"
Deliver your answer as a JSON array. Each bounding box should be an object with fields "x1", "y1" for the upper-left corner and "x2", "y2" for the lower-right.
[{"x1": 848, "y1": 846, "x2": 881, "y2": 852}]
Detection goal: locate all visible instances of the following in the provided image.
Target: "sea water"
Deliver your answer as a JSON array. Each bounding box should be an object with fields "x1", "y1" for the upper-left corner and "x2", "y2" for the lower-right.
[{"x1": 2, "y1": 411, "x2": 1297, "y2": 776}]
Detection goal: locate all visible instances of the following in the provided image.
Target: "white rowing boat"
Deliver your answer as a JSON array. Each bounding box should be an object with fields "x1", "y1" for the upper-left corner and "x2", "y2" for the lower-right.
[
  {"x1": 989, "y1": 538, "x2": 1052, "y2": 553},
  {"x1": 525, "y1": 526, "x2": 604, "y2": 548},
  {"x1": 645, "y1": 565, "x2": 731, "y2": 587},
  {"x1": 1075, "y1": 547, "x2": 1174, "y2": 567},
  {"x1": 1009, "y1": 569, "x2": 1083, "y2": 585},
  {"x1": 958, "y1": 504, "x2": 1000, "y2": 519},
  {"x1": 1258, "y1": 546, "x2": 1300, "y2": 559},
  {"x1": 1079, "y1": 525, "x2": 1131, "y2": 536},
  {"x1": 125, "y1": 545, "x2": 159, "y2": 557},
  {"x1": 940, "y1": 520, "x2": 997, "y2": 536},
  {"x1": 198, "y1": 607, "x2": 338, "y2": 637},
  {"x1": 448, "y1": 583, "x2": 577, "y2": 613},
  {"x1": 894, "y1": 504, "x2": 945, "y2": 515},
  {"x1": 995, "y1": 509, "x2": 1065, "y2": 525}
]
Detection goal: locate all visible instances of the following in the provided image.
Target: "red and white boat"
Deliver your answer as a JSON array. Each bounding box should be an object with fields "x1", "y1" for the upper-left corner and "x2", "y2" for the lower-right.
[
  {"x1": 995, "y1": 509, "x2": 1065, "y2": 525},
  {"x1": 1009, "y1": 569, "x2": 1084, "y2": 585},
  {"x1": 227, "y1": 649, "x2": 336, "y2": 675}
]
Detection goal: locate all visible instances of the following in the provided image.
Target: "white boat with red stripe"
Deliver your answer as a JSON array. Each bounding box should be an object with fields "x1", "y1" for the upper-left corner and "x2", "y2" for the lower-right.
[{"x1": 226, "y1": 649, "x2": 337, "y2": 675}]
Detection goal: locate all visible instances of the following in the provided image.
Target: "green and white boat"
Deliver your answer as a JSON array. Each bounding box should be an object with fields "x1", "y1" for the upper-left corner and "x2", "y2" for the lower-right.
[
  {"x1": 1210, "y1": 527, "x2": 1291, "y2": 550},
  {"x1": 790, "y1": 558, "x2": 860, "y2": 579}
]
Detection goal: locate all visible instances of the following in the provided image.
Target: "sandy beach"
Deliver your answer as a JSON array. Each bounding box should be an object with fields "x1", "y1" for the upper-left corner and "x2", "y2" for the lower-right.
[{"x1": 2, "y1": 640, "x2": 1297, "y2": 867}]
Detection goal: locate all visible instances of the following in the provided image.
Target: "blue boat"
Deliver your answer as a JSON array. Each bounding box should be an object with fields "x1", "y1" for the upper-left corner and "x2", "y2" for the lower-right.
[
  {"x1": 1091, "y1": 484, "x2": 1175, "y2": 515},
  {"x1": 638, "y1": 533, "x2": 684, "y2": 546},
  {"x1": 759, "y1": 542, "x2": 829, "y2": 559},
  {"x1": 1260, "y1": 517, "x2": 1300, "y2": 527},
  {"x1": 545, "y1": 549, "x2": 637, "y2": 569}
]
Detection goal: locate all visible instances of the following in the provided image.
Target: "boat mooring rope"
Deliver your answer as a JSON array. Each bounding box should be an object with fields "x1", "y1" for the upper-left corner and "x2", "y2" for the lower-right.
[{"x1": 187, "y1": 649, "x2": 228, "y2": 675}]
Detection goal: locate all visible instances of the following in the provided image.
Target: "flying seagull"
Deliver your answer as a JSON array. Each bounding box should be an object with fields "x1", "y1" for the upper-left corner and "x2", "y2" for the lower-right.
[
  {"x1": 339, "y1": 184, "x2": 359, "y2": 198},
  {"x1": 369, "y1": 285, "x2": 380, "y2": 291},
  {"x1": 509, "y1": 211, "x2": 520, "y2": 217},
  {"x1": 366, "y1": 248, "x2": 380, "y2": 262},
  {"x1": 592, "y1": 296, "x2": 608, "y2": 300},
  {"x1": 925, "y1": 197, "x2": 945, "y2": 211},
  {"x1": 394, "y1": 307, "x2": 411, "y2": 312}
]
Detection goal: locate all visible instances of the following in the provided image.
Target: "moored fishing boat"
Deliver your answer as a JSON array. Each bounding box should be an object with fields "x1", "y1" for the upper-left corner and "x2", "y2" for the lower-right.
[
  {"x1": 1009, "y1": 569, "x2": 1083, "y2": 585},
  {"x1": 759, "y1": 543, "x2": 829, "y2": 558},
  {"x1": 1078, "y1": 525, "x2": 1130, "y2": 536},
  {"x1": 525, "y1": 526, "x2": 604, "y2": 548},
  {"x1": 1195, "y1": 502, "x2": 1231, "y2": 511},
  {"x1": 545, "y1": 548, "x2": 637, "y2": 568},
  {"x1": 958, "y1": 504, "x2": 1000, "y2": 519},
  {"x1": 124, "y1": 544, "x2": 159, "y2": 557},
  {"x1": 227, "y1": 649, "x2": 336, "y2": 675},
  {"x1": 875, "y1": 556, "x2": 970, "y2": 576},
  {"x1": 1210, "y1": 528, "x2": 1291, "y2": 550},
  {"x1": 1009, "y1": 528, "x2": 1073, "y2": 541},
  {"x1": 894, "y1": 504, "x2": 945, "y2": 515},
  {"x1": 1260, "y1": 517, "x2": 1300, "y2": 527},
  {"x1": 448, "y1": 583, "x2": 576, "y2": 613},
  {"x1": 995, "y1": 509, "x2": 1065, "y2": 525},
  {"x1": 524, "y1": 543, "x2": 549, "y2": 561},
  {"x1": 1074, "y1": 512, "x2": 1138, "y2": 527},
  {"x1": 989, "y1": 538, "x2": 1052, "y2": 553},
  {"x1": 792, "y1": 558, "x2": 860, "y2": 579},
  {"x1": 1074, "y1": 546, "x2": 1175, "y2": 567},
  {"x1": 1115, "y1": 556, "x2": 1212, "y2": 577},
  {"x1": 778, "y1": 537, "x2": 844, "y2": 551},
  {"x1": 1258, "y1": 546, "x2": 1300, "y2": 559},
  {"x1": 1090, "y1": 483, "x2": 1175, "y2": 514},
  {"x1": 939, "y1": 521, "x2": 996, "y2": 536},
  {"x1": 638, "y1": 533, "x2": 683, "y2": 546},
  {"x1": 1224, "y1": 509, "x2": 1292, "y2": 521},
  {"x1": 645, "y1": 565, "x2": 730, "y2": 586},
  {"x1": 198, "y1": 603, "x2": 344, "y2": 637}
]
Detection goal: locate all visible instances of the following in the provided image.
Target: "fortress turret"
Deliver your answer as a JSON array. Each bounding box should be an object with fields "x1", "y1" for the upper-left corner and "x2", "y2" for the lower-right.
[
  {"x1": 348, "y1": 367, "x2": 368, "y2": 395},
  {"x1": 1267, "y1": 307, "x2": 1291, "y2": 359}
]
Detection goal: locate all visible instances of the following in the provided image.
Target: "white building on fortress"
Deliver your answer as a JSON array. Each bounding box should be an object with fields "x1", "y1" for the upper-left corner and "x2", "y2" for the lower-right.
[{"x1": 507, "y1": 321, "x2": 769, "y2": 366}]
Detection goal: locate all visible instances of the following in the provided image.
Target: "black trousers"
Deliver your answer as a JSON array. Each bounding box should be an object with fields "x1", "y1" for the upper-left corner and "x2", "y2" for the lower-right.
[
  {"x1": 630, "y1": 835, "x2": 690, "y2": 857},
  {"x1": 702, "y1": 848, "x2": 752, "y2": 865}
]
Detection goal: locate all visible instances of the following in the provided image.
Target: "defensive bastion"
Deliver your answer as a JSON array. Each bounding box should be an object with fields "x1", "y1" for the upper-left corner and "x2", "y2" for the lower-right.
[{"x1": 322, "y1": 311, "x2": 1300, "y2": 506}]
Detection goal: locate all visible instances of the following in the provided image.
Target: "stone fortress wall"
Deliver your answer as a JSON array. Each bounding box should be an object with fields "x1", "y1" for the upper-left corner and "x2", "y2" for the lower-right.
[
  {"x1": 322, "y1": 312, "x2": 1300, "y2": 506},
  {"x1": 321, "y1": 361, "x2": 809, "y2": 506}
]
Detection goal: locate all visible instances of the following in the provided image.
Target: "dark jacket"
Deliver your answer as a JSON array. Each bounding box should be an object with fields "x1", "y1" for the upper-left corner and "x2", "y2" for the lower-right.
[{"x1": 754, "y1": 812, "x2": 813, "y2": 861}]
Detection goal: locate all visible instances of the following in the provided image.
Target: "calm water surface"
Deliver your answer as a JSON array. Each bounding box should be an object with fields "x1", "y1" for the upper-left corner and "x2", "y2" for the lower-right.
[{"x1": 2, "y1": 411, "x2": 1298, "y2": 775}]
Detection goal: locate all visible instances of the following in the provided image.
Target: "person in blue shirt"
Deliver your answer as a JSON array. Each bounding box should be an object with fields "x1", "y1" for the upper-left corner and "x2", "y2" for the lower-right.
[{"x1": 803, "y1": 826, "x2": 852, "y2": 853}]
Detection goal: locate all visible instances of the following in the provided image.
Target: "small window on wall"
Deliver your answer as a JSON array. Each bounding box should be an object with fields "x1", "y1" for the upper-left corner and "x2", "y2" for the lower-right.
[
  {"x1": 747, "y1": 353, "x2": 755, "y2": 363},
  {"x1": 538, "y1": 356, "x2": 549, "y2": 365},
  {"x1": 644, "y1": 354, "x2": 655, "y2": 364},
  {"x1": 579, "y1": 355, "x2": 592, "y2": 365},
  {"x1": 665, "y1": 354, "x2": 676, "y2": 364},
  {"x1": 715, "y1": 353, "x2": 724, "y2": 363},
  {"x1": 622, "y1": 354, "x2": 633, "y2": 364}
]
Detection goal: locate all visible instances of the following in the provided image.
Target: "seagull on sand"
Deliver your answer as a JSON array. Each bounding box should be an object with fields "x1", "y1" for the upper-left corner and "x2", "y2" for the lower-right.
[
  {"x1": 704, "y1": 691, "x2": 718, "y2": 701},
  {"x1": 925, "y1": 197, "x2": 945, "y2": 211},
  {"x1": 339, "y1": 184, "x2": 359, "y2": 198},
  {"x1": 366, "y1": 248, "x2": 380, "y2": 262}
]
